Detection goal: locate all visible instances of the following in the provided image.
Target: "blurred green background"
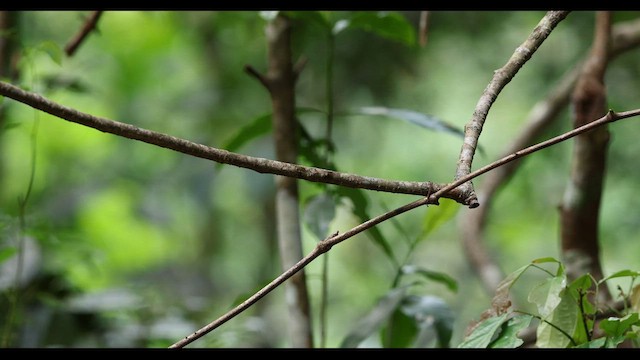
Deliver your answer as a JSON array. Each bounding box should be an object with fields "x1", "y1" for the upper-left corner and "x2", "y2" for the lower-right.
[{"x1": 1, "y1": 11, "x2": 639, "y2": 348}]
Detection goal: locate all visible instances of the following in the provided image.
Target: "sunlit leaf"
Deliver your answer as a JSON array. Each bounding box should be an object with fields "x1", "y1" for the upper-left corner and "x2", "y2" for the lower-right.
[
  {"x1": 401, "y1": 265, "x2": 458, "y2": 293},
  {"x1": 489, "y1": 314, "x2": 533, "y2": 348},
  {"x1": 458, "y1": 313, "x2": 508, "y2": 348},
  {"x1": 535, "y1": 290, "x2": 577, "y2": 348},
  {"x1": 303, "y1": 192, "x2": 336, "y2": 241},
  {"x1": 340, "y1": 287, "x2": 407, "y2": 348},
  {"x1": 346, "y1": 12, "x2": 416, "y2": 46},
  {"x1": 598, "y1": 269, "x2": 640, "y2": 285},
  {"x1": 422, "y1": 198, "x2": 460, "y2": 238},
  {"x1": 528, "y1": 273, "x2": 567, "y2": 317},
  {"x1": 567, "y1": 274, "x2": 595, "y2": 344}
]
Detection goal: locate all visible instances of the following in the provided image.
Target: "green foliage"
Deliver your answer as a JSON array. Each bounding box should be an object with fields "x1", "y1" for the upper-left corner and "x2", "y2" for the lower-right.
[{"x1": 459, "y1": 257, "x2": 640, "y2": 348}]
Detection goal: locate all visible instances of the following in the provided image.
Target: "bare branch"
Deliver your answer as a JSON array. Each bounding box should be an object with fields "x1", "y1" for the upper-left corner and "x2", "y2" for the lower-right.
[
  {"x1": 459, "y1": 16, "x2": 640, "y2": 295},
  {"x1": 170, "y1": 108, "x2": 640, "y2": 348},
  {"x1": 64, "y1": 11, "x2": 103, "y2": 57},
  {"x1": 454, "y1": 10, "x2": 570, "y2": 208},
  {"x1": 0, "y1": 80, "x2": 477, "y2": 201}
]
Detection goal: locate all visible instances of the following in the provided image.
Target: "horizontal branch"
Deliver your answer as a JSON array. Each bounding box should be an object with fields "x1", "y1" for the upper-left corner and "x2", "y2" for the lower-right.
[
  {"x1": 0, "y1": 81, "x2": 479, "y2": 205},
  {"x1": 171, "y1": 108, "x2": 640, "y2": 348}
]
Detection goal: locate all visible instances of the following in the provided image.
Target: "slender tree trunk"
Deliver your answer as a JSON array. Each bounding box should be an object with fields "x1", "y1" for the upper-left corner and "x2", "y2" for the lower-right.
[
  {"x1": 560, "y1": 11, "x2": 612, "y2": 303},
  {"x1": 265, "y1": 14, "x2": 313, "y2": 348}
]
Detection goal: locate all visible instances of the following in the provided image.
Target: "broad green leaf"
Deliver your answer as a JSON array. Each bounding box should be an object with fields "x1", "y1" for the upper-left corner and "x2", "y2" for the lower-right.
[
  {"x1": 303, "y1": 192, "x2": 336, "y2": 241},
  {"x1": 458, "y1": 313, "x2": 508, "y2": 348},
  {"x1": 536, "y1": 290, "x2": 577, "y2": 348},
  {"x1": 489, "y1": 314, "x2": 533, "y2": 348},
  {"x1": 401, "y1": 265, "x2": 458, "y2": 293},
  {"x1": 422, "y1": 198, "x2": 460, "y2": 238},
  {"x1": 598, "y1": 269, "x2": 640, "y2": 285},
  {"x1": 400, "y1": 295, "x2": 454, "y2": 348},
  {"x1": 599, "y1": 313, "x2": 640, "y2": 339},
  {"x1": 528, "y1": 273, "x2": 567, "y2": 317},
  {"x1": 335, "y1": 187, "x2": 394, "y2": 261},
  {"x1": 340, "y1": 287, "x2": 407, "y2": 348},
  {"x1": 345, "y1": 12, "x2": 416, "y2": 46},
  {"x1": 0, "y1": 247, "x2": 17, "y2": 264}
]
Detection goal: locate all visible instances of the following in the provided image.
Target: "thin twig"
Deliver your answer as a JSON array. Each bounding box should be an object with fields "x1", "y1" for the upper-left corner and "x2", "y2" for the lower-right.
[
  {"x1": 64, "y1": 11, "x2": 103, "y2": 57},
  {"x1": 170, "y1": 108, "x2": 640, "y2": 348},
  {"x1": 454, "y1": 11, "x2": 570, "y2": 208},
  {"x1": 419, "y1": 11, "x2": 430, "y2": 47},
  {"x1": 0, "y1": 80, "x2": 475, "y2": 204}
]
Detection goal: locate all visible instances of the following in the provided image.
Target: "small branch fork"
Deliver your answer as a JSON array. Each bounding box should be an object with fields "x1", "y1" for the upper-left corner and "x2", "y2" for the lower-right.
[
  {"x1": 169, "y1": 108, "x2": 640, "y2": 348},
  {"x1": 454, "y1": 11, "x2": 570, "y2": 208}
]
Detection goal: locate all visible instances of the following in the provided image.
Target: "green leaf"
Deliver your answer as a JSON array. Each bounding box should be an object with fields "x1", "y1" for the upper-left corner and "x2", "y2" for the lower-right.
[
  {"x1": 384, "y1": 305, "x2": 417, "y2": 348},
  {"x1": 458, "y1": 313, "x2": 508, "y2": 348},
  {"x1": 340, "y1": 287, "x2": 407, "y2": 348},
  {"x1": 574, "y1": 337, "x2": 606, "y2": 348},
  {"x1": 303, "y1": 192, "x2": 336, "y2": 241},
  {"x1": 37, "y1": 40, "x2": 63, "y2": 66},
  {"x1": 345, "y1": 12, "x2": 416, "y2": 46},
  {"x1": 598, "y1": 269, "x2": 640, "y2": 285},
  {"x1": 285, "y1": 11, "x2": 331, "y2": 29},
  {"x1": 599, "y1": 313, "x2": 640, "y2": 339},
  {"x1": 218, "y1": 107, "x2": 326, "y2": 170},
  {"x1": 353, "y1": 107, "x2": 466, "y2": 140},
  {"x1": 217, "y1": 112, "x2": 272, "y2": 170},
  {"x1": 400, "y1": 295, "x2": 455, "y2": 348},
  {"x1": 335, "y1": 187, "x2": 394, "y2": 261},
  {"x1": 532, "y1": 256, "x2": 562, "y2": 265},
  {"x1": 535, "y1": 290, "x2": 577, "y2": 348},
  {"x1": 2, "y1": 121, "x2": 21, "y2": 132},
  {"x1": 422, "y1": 198, "x2": 460, "y2": 238},
  {"x1": 528, "y1": 273, "x2": 567, "y2": 317},
  {"x1": 489, "y1": 314, "x2": 533, "y2": 348},
  {"x1": 567, "y1": 274, "x2": 595, "y2": 344},
  {"x1": 0, "y1": 247, "x2": 17, "y2": 264},
  {"x1": 401, "y1": 265, "x2": 458, "y2": 293}
]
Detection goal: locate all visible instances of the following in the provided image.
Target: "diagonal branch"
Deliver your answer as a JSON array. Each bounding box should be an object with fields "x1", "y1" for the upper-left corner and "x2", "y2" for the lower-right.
[
  {"x1": 64, "y1": 11, "x2": 103, "y2": 57},
  {"x1": 170, "y1": 108, "x2": 640, "y2": 348},
  {"x1": 454, "y1": 10, "x2": 570, "y2": 208},
  {"x1": 459, "y1": 16, "x2": 640, "y2": 295},
  {"x1": 0, "y1": 80, "x2": 472, "y2": 203}
]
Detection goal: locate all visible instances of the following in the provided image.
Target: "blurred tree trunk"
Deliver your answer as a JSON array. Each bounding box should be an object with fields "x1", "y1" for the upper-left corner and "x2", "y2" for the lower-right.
[
  {"x1": 265, "y1": 14, "x2": 313, "y2": 348},
  {"x1": 0, "y1": 11, "x2": 19, "y2": 184},
  {"x1": 560, "y1": 11, "x2": 612, "y2": 303}
]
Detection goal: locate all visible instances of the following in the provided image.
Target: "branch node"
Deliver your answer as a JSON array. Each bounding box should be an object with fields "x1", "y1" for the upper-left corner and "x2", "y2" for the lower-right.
[{"x1": 244, "y1": 64, "x2": 271, "y2": 90}]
